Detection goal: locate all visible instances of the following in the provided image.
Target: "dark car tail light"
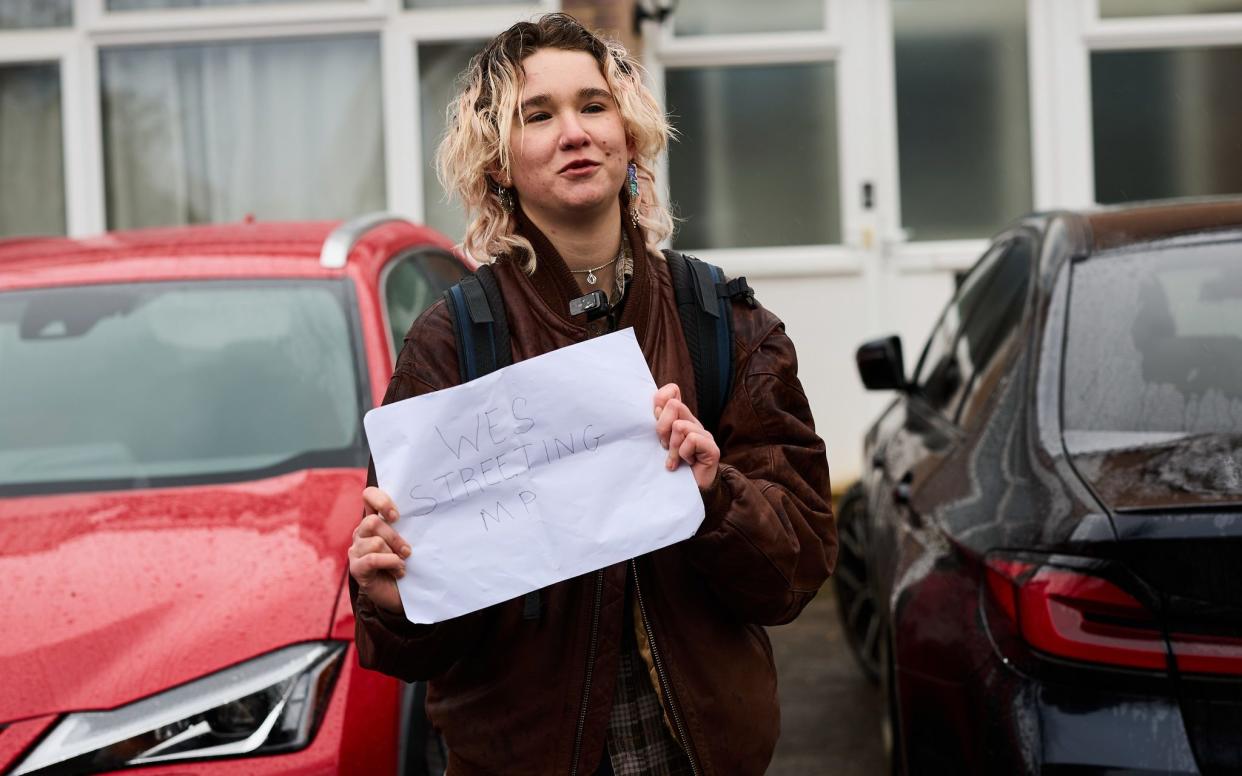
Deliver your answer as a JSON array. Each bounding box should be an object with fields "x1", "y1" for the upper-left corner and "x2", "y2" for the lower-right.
[
  {"x1": 985, "y1": 554, "x2": 1242, "y2": 676},
  {"x1": 1167, "y1": 630, "x2": 1242, "y2": 675},
  {"x1": 985, "y1": 555, "x2": 1168, "y2": 671}
]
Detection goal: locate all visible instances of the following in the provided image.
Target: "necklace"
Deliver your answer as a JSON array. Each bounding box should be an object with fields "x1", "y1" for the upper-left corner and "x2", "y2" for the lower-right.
[{"x1": 570, "y1": 241, "x2": 625, "y2": 285}]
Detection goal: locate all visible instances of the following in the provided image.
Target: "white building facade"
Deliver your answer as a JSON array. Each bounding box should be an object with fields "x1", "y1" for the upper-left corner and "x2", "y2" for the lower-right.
[{"x1": 4, "y1": 0, "x2": 1242, "y2": 483}]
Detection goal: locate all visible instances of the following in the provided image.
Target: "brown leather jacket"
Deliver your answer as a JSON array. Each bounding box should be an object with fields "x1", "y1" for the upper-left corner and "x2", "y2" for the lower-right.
[{"x1": 351, "y1": 214, "x2": 836, "y2": 775}]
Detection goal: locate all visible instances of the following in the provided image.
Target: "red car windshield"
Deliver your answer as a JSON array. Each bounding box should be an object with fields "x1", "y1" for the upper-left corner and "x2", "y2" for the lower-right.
[{"x1": 0, "y1": 279, "x2": 368, "y2": 495}]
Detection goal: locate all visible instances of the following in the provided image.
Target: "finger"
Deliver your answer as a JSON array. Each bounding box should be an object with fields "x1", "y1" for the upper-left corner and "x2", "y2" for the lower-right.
[
  {"x1": 678, "y1": 430, "x2": 719, "y2": 467},
  {"x1": 655, "y1": 397, "x2": 689, "y2": 446},
  {"x1": 349, "y1": 535, "x2": 396, "y2": 560},
  {"x1": 666, "y1": 419, "x2": 695, "y2": 467},
  {"x1": 653, "y1": 383, "x2": 682, "y2": 418},
  {"x1": 354, "y1": 514, "x2": 413, "y2": 558},
  {"x1": 362, "y1": 486, "x2": 399, "y2": 522},
  {"x1": 351, "y1": 552, "x2": 406, "y2": 582}
]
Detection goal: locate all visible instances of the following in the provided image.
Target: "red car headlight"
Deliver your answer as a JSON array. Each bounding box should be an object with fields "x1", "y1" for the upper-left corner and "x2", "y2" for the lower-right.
[{"x1": 12, "y1": 641, "x2": 346, "y2": 776}]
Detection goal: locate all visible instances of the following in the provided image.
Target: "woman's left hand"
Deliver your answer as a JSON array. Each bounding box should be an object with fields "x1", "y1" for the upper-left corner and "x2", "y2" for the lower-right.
[{"x1": 654, "y1": 383, "x2": 720, "y2": 490}]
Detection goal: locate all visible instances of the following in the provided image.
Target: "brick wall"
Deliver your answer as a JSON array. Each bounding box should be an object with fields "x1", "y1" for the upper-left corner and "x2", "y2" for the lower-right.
[{"x1": 563, "y1": 0, "x2": 642, "y2": 57}]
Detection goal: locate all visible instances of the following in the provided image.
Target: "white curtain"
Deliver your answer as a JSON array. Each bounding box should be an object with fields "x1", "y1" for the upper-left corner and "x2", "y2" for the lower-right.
[
  {"x1": 0, "y1": 63, "x2": 66, "y2": 237},
  {"x1": 101, "y1": 35, "x2": 385, "y2": 230}
]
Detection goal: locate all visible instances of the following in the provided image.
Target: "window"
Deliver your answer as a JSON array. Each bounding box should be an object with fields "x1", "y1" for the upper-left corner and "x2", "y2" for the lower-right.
[
  {"x1": 0, "y1": 0, "x2": 72, "y2": 29},
  {"x1": 892, "y1": 0, "x2": 1032, "y2": 241},
  {"x1": 1092, "y1": 46, "x2": 1242, "y2": 204},
  {"x1": 383, "y1": 248, "x2": 466, "y2": 356},
  {"x1": 107, "y1": 0, "x2": 357, "y2": 9},
  {"x1": 0, "y1": 62, "x2": 65, "y2": 237},
  {"x1": 419, "y1": 39, "x2": 485, "y2": 243},
  {"x1": 1064, "y1": 240, "x2": 1242, "y2": 436},
  {"x1": 673, "y1": 0, "x2": 824, "y2": 36},
  {"x1": 0, "y1": 280, "x2": 366, "y2": 494},
  {"x1": 405, "y1": 0, "x2": 526, "y2": 7},
  {"x1": 100, "y1": 35, "x2": 385, "y2": 230},
  {"x1": 666, "y1": 62, "x2": 841, "y2": 249},
  {"x1": 1099, "y1": 0, "x2": 1242, "y2": 17},
  {"x1": 914, "y1": 236, "x2": 1032, "y2": 420}
]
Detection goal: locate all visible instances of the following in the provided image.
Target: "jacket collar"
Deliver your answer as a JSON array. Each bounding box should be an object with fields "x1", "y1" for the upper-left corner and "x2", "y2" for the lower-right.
[{"x1": 503, "y1": 197, "x2": 655, "y2": 342}]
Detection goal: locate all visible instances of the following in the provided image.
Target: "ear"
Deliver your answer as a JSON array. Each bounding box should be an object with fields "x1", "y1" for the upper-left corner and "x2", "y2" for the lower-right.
[{"x1": 485, "y1": 170, "x2": 512, "y2": 190}]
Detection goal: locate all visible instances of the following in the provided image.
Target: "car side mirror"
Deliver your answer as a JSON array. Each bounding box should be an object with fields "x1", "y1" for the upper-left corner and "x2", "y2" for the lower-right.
[{"x1": 856, "y1": 335, "x2": 910, "y2": 392}]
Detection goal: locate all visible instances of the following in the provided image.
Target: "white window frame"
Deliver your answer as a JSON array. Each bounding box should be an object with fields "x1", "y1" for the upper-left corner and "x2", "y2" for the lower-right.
[
  {"x1": 0, "y1": 29, "x2": 92, "y2": 235},
  {"x1": 645, "y1": 0, "x2": 878, "y2": 281},
  {"x1": 2, "y1": 0, "x2": 556, "y2": 238},
  {"x1": 1029, "y1": 0, "x2": 1242, "y2": 213}
]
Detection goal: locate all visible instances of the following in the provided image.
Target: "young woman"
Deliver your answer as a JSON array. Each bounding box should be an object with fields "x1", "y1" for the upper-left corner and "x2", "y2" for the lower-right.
[{"x1": 348, "y1": 14, "x2": 835, "y2": 776}]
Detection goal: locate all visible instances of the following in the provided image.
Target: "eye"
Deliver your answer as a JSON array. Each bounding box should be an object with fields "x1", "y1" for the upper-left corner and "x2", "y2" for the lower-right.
[
  {"x1": 524, "y1": 112, "x2": 551, "y2": 123},
  {"x1": 583, "y1": 103, "x2": 606, "y2": 114}
]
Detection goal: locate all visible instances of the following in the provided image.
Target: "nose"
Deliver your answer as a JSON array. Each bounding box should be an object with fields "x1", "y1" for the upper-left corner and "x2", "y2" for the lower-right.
[{"x1": 558, "y1": 113, "x2": 590, "y2": 150}]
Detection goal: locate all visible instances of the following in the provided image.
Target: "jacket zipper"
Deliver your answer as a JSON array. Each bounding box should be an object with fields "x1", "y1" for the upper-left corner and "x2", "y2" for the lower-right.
[
  {"x1": 632, "y1": 558, "x2": 701, "y2": 776},
  {"x1": 569, "y1": 569, "x2": 605, "y2": 776}
]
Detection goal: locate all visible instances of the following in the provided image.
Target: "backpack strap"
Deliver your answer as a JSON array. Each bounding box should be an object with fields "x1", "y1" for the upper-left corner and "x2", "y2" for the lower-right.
[
  {"x1": 444, "y1": 266, "x2": 544, "y2": 620},
  {"x1": 443, "y1": 264, "x2": 512, "y2": 383},
  {"x1": 663, "y1": 249, "x2": 755, "y2": 435}
]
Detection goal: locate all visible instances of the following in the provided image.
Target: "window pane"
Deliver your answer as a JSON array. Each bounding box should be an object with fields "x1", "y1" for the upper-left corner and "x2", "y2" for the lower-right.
[
  {"x1": 0, "y1": 0, "x2": 72, "y2": 28},
  {"x1": 1092, "y1": 47, "x2": 1242, "y2": 204},
  {"x1": 893, "y1": 0, "x2": 1032, "y2": 241},
  {"x1": 108, "y1": 0, "x2": 356, "y2": 9},
  {"x1": 419, "y1": 40, "x2": 484, "y2": 244},
  {"x1": 0, "y1": 281, "x2": 363, "y2": 491},
  {"x1": 673, "y1": 0, "x2": 823, "y2": 35},
  {"x1": 405, "y1": 0, "x2": 525, "y2": 7},
  {"x1": 0, "y1": 63, "x2": 65, "y2": 237},
  {"x1": 101, "y1": 35, "x2": 385, "y2": 230},
  {"x1": 1065, "y1": 242, "x2": 1242, "y2": 435},
  {"x1": 384, "y1": 250, "x2": 465, "y2": 354},
  {"x1": 667, "y1": 63, "x2": 840, "y2": 249},
  {"x1": 1100, "y1": 0, "x2": 1242, "y2": 16}
]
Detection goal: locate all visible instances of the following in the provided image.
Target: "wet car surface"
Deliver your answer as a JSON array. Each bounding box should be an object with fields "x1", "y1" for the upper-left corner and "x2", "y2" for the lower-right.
[
  {"x1": 834, "y1": 198, "x2": 1242, "y2": 775},
  {"x1": 0, "y1": 216, "x2": 466, "y2": 775}
]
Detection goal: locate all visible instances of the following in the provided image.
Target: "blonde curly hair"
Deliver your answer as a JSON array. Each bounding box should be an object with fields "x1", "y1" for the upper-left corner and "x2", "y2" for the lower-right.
[{"x1": 435, "y1": 13, "x2": 674, "y2": 271}]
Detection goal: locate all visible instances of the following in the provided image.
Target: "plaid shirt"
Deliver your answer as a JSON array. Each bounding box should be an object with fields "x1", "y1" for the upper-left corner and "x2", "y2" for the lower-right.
[{"x1": 603, "y1": 641, "x2": 694, "y2": 775}]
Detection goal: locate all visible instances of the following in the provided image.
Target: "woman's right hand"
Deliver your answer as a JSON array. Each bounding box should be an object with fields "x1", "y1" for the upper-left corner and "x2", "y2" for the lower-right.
[{"x1": 349, "y1": 486, "x2": 412, "y2": 615}]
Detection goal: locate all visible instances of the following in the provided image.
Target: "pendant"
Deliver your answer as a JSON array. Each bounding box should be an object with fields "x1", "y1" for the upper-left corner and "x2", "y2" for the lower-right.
[{"x1": 586, "y1": 270, "x2": 597, "y2": 285}]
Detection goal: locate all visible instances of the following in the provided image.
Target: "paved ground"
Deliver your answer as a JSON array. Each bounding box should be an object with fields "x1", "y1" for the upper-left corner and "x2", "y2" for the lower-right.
[{"x1": 767, "y1": 589, "x2": 885, "y2": 775}]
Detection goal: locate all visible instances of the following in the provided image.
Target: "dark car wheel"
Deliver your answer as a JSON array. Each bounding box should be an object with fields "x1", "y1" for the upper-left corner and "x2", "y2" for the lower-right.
[{"x1": 832, "y1": 484, "x2": 882, "y2": 684}]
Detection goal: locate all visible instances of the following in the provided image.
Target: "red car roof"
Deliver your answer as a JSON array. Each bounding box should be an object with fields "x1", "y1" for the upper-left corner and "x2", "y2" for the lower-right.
[{"x1": 0, "y1": 219, "x2": 460, "y2": 290}]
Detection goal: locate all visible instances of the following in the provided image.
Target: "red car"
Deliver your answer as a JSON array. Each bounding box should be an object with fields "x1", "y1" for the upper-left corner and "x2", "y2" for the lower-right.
[{"x1": 0, "y1": 215, "x2": 468, "y2": 775}]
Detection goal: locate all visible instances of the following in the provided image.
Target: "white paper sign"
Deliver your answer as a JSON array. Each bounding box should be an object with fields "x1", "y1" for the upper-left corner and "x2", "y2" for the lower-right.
[{"x1": 363, "y1": 328, "x2": 705, "y2": 624}]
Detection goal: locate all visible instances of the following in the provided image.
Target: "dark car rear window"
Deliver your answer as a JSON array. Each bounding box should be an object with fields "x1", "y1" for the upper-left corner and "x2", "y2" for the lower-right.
[
  {"x1": 1064, "y1": 239, "x2": 1242, "y2": 439},
  {"x1": 0, "y1": 279, "x2": 368, "y2": 495}
]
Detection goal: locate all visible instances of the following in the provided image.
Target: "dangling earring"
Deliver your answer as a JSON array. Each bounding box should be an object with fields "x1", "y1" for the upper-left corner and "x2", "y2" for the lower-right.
[
  {"x1": 626, "y1": 162, "x2": 640, "y2": 228},
  {"x1": 495, "y1": 183, "x2": 515, "y2": 214}
]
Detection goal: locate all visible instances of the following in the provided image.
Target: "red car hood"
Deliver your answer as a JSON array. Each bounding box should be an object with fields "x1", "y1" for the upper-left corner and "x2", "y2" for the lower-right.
[{"x1": 0, "y1": 468, "x2": 364, "y2": 723}]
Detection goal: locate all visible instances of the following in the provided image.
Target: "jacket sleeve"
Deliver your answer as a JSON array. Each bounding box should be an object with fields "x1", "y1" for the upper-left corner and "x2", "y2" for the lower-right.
[
  {"x1": 683, "y1": 314, "x2": 837, "y2": 626},
  {"x1": 350, "y1": 301, "x2": 488, "y2": 682}
]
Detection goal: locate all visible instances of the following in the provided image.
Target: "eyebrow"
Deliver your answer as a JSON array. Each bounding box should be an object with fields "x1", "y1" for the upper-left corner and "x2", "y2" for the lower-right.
[{"x1": 519, "y1": 87, "x2": 613, "y2": 114}]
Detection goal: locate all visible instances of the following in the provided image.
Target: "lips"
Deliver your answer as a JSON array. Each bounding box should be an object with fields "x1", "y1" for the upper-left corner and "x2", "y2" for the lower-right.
[{"x1": 559, "y1": 159, "x2": 600, "y2": 173}]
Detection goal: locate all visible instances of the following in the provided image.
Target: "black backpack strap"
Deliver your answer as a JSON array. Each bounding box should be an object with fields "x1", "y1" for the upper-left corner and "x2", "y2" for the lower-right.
[
  {"x1": 444, "y1": 266, "x2": 542, "y2": 620},
  {"x1": 443, "y1": 264, "x2": 512, "y2": 383},
  {"x1": 664, "y1": 249, "x2": 755, "y2": 435}
]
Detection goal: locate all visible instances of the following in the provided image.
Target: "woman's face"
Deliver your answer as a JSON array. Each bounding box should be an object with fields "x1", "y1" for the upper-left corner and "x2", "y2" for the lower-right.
[{"x1": 505, "y1": 47, "x2": 632, "y2": 224}]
